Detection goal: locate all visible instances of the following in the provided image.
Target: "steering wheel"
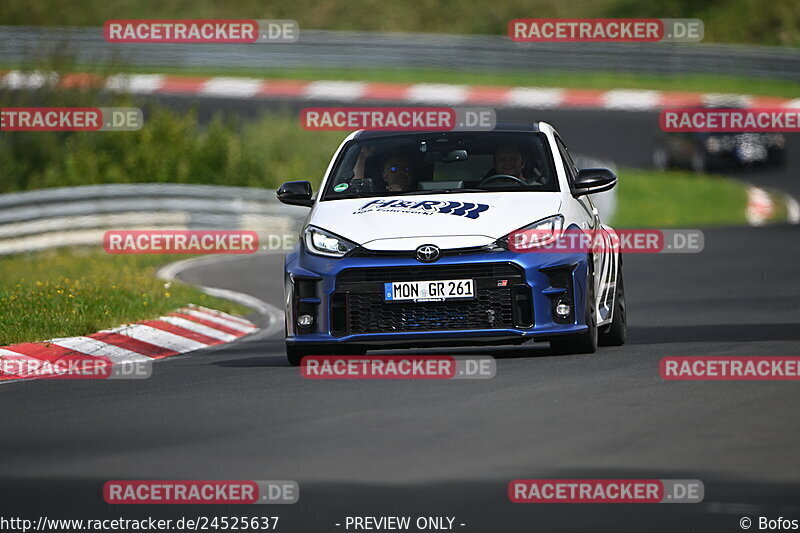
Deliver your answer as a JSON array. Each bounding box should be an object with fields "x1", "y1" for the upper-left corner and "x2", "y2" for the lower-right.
[{"x1": 479, "y1": 174, "x2": 527, "y2": 186}]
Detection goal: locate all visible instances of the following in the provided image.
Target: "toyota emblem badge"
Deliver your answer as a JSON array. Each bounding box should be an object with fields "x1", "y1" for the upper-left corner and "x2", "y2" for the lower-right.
[{"x1": 415, "y1": 244, "x2": 441, "y2": 262}]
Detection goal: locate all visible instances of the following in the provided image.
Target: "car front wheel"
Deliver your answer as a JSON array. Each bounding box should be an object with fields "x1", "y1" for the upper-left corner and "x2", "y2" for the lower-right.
[
  {"x1": 286, "y1": 343, "x2": 367, "y2": 366},
  {"x1": 690, "y1": 149, "x2": 707, "y2": 173},
  {"x1": 599, "y1": 262, "x2": 627, "y2": 346},
  {"x1": 286, "y1": 343, "x2": 311, "y2": 366},
  {"x1": 653, "y1": 146, "x2": 669, "y2": 171}
]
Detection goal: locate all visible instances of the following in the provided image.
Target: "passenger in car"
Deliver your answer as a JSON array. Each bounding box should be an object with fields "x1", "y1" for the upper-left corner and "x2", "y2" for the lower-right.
[{"x1": 350, "y1": 146, "x2": 419, "y2": 193}]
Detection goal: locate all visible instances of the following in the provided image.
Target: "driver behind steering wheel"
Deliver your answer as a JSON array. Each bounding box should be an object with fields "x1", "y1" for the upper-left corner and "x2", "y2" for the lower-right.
[{"x1": 486, "y1": 145, "x2": 547, "y2": 184}]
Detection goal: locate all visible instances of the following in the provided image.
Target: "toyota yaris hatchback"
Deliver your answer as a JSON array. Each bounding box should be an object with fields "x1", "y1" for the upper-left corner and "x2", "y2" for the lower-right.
[{"x1": 278, "y1": 122, "x2": 626, "y2": 365}]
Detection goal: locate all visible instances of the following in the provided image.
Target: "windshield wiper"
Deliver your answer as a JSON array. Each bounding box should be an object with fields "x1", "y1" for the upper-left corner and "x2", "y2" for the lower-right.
[
  {"x1": 324, "y1": 191, "x2": 397, "y2": 200},
  {"x1": 326, "y1": 189, "x2": 488, "y2": 200},
  {"x1": 398, "y1": 188, "x2": 487, "y2": 195}
]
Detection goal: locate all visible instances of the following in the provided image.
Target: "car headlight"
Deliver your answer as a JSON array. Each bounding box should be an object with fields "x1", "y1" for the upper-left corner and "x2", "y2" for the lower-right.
[
  {"x1": 303, "y1": 226, "x2": 357, "y2": 257},
  {"x1": 498, "y1": 215, "x2": 565, "y2": 251},
  {"x1": 704, "y1": 137, "x2": 721, "y2": 153}
]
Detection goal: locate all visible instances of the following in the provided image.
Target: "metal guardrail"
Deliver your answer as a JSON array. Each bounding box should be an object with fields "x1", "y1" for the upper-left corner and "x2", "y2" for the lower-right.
[
  {"x1": 0, "y1": 184, "x2": 307, "y2": 255},
  {"x1": 1, "y1": 26, "x2": 799, "y2": 81},
  {"x1": 0, "y1": 158, "x2": 617, "y2": 256}
]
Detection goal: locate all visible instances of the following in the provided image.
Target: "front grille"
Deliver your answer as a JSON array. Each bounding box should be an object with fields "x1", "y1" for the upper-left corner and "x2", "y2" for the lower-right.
[
  {"x1": 348, "y1": 245, "x2": 499, "y2": 259},
  {"x1": 337, "y1": 263, "x2": 521, "y2": 283},
  {"x1": 332, "y1": 263, "x2": 528, "y2": 335}
]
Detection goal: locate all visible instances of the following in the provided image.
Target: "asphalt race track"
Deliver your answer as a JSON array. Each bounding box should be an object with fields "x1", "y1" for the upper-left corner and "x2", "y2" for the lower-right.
[
  {"x1": 1, "y1": 98, "x2": 799, "y2": 532},
  {"x1": 2, "y1": 224, "x2": 799, "y2": 531}
]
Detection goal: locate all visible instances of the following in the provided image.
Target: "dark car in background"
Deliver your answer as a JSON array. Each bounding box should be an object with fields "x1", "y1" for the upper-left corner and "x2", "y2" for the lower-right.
[{"x1": 654, "y1": 130, "x2": 785, "y2": 173}]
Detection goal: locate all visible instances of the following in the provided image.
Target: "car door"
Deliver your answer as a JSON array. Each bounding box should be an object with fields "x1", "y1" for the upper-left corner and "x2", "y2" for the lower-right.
[{"x1": 555, "y1": 134, "x2": 614, "y2": 322}]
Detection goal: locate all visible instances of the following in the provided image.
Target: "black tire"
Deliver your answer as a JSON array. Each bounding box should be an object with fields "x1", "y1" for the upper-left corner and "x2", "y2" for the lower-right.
[
  {"x1": 550, "y1": 267, "x2": 597, "y2": 355},
  {"x1": 653, "y1": 146, "x2": 669, "y2": 171},
  {"x1": 599, "y1": 262, "x2": 627, "y2": 346},
  {"x1": 286, "y1": 343, "x2": 311, "y2": 366},
  {"x1": 690, "y1": 149, "x2": 707, "y2": 173},
  {"x1": 337, "y1": 345, "x2": 368, "y2": 356},
  {"x1": 286, "y1": 343, "x2": 367, "y2": 366},
  {"x1": 768, "y1": 151, "x2": 786, "y2": 169}
]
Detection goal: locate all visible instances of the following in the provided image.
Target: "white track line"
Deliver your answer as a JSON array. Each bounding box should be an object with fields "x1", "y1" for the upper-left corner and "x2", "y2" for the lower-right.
[
  {"x1": 603, "y1": 89, "x2": 662, "y2": 110},
  {"x1": 105, "y1": 74, "x2": 165, "y2": 94},
  {"x1": 178, "y1": 308, "x2": 255, "y2": 333},
  {"x1": 305, "y1": 81, "x2": 366, "y2": 100},
  {"x1": 407, "y1": 83, "x2": 468, "y2": 104},
  {"x1": 108, "y1": 324, "x2": 209, "y2": 352},
  {"x1": 201, "y1": 77, "x2": 263, "y2": 98},
  {"x1": 506, "y1": 87, "x2": 565, "y2": 108},
  {"x1": 50, "y1": 337, "x2": 153, "y2": 363},
  {"x1": 784, "y1": 194, "x2": 800, "y2": 225},
  {"x1": 189, "y1": 305, "x2": 256, "y2": 327},
  {"x1": 158, "y1": 316, "x2": 239, "y2": 342},
  {"x1": 0, "y1": 70, "x2": 56, "y2": 89}
]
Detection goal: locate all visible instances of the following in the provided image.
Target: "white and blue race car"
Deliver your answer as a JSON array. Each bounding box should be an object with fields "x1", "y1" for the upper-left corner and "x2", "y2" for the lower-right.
[{"x1": 278, "y1": 122, "x2": 626, "y2": 365}]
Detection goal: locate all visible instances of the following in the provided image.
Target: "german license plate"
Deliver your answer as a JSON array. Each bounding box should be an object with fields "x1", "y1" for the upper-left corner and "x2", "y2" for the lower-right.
[{"x1": 383, "y1": 279, "x2": 475, "y2": 302}]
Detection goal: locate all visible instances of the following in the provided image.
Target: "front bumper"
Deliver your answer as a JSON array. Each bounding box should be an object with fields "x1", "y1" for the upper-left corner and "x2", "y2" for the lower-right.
[{"x1": 284, "y1": 244, "x2": 590, "y2": 349}]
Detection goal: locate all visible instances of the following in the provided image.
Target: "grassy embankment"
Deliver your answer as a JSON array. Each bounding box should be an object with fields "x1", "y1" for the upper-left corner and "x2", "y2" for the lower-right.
[{"x1": 0, "y1": 249, "x2": 250, "y2": 346}]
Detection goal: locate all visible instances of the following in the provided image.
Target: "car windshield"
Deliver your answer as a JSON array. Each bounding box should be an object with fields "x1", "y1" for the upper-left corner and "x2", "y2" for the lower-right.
[{"x1": 321, "y1": 131, "x2": 559, "y2": 200}]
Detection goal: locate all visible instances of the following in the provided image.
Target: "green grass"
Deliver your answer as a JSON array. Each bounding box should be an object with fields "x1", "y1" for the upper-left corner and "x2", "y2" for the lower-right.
[
  {"x1": 0, "y1": 248, "x2": 251, "y2": 346},
  {"x1": 0, "y1": 103, "x2": 346, "y2": 194},
  {"x1": 4, "y1": 63, "x2": 798, "y2": 99},
  {"x1": 0, "y1": 0, "x2": 798, "y2": 46},
  {"x1": 612, "y1": 168, "x2": 748, "y2": 228},
  {"x1": 0, "y1": 62, "x2": 347, "y2": 193}
]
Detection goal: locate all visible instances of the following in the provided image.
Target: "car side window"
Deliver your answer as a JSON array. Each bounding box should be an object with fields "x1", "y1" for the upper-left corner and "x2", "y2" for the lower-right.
[
  {"x1": 555, "y1": 137, "x2": 579, "y2": 186},
  {"x1": 556, "y1": 135, "x2": 596, "y2": 219}
]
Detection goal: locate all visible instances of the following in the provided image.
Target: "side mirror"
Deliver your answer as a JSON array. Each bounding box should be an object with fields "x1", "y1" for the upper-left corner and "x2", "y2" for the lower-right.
[
  {"x1": 277, "y1": 181, "x2": 314, "y2": 207},
  {"x1": 573, "y1": 168, "x2": 617, "y2": 197}
]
